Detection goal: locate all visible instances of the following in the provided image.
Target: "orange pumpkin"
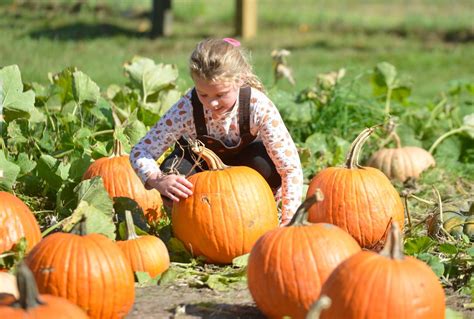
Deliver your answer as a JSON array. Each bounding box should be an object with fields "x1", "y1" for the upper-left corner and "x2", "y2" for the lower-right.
[
  {"x1": 247, "y1": 192, "x2": 361, "y2": 319},
  {"x1": 306, "y1": 127, "x2": 405, "y2": 249},
  {"x1": 25, "y1": 221, "x2": 135, "y2": 319},
  {"x1": 367, "y1": 131, "x2": 435, "y2": 182},
  {"x1": 117, "y1": 210, "x2": 170, "y2": 278},
  {"x1": 83, "y1": 139, "x2": 163, "y2": 223},
  {"x1": 0, "y1": 191, "x2": 41, "y2": 255},
  {"x1": 0, "y1": 263, "x2": 87, "y2": 319},
  {"x1": 320, "y1": 222, "x2": 445, "y2": 319},
  {"x1": 172, "y1": 143, "x2": 279, "y2": 264}
]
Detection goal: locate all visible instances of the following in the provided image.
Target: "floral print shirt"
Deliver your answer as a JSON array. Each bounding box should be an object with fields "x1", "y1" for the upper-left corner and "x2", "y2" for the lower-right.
[{"x1": 130, "y1": 88, "x2": 303, "y2": 222}]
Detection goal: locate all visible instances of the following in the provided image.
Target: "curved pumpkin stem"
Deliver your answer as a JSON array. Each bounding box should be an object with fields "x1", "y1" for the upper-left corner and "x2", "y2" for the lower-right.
[
  {"x1": 111, "y1": 139, "x2": 127, "y2": 157},
  {"x1": 306, "y1": 295, "x2": 332, "y2": 319},
  {"x1": 287, "y1": 189, "x2": 324, "y2": 227},
  {"x1": 190, "y1": 140, "x2": 229, "y2": 171},
  {"x1": 390, "y1": 131, "x2": 402, "y2": 149},
  {"x1": 13, "y1": 262, "x2": 45, "y2": 310},
  {"x1": 345, "y1": 125, "x2": 381, "y2": 169},
  {"x1": 124, "y1": 210, "x2": 139, "y2": 240},
  {"x1": 379, "y1": 222, "x2": 404, "y2": 260}
]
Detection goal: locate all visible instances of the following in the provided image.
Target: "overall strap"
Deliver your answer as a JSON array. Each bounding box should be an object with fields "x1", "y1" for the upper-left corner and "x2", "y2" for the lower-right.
[
  {"x1": 191, "y1": 89, "x2": 208, "y2": 135},
  {"x1": 238, "y1": 86, "x2": 251, "y2": 135}
]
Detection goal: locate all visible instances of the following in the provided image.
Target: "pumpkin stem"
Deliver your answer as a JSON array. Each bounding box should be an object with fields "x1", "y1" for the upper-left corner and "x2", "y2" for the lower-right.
[
  {"x1": 306, "y1": 295, "x2": 332, "y2": 319},
  {"x1": 391, "y1": 131, "x2": 402, "y2": 148},
  {"x1": 111, "y1": 138, "x2": 127, "y2": 157},
  {"x1": 70, "y1": 216, "x2": 87, "y2": 236},
  {"x1": 124, "y1": 210, "x2": 139, "y2": 240},
  {"x1": 379, "y1": 222, "x2": 404, "y2": 260},
  {"x1": 345, "y1": 125, "x2": 380, "y2": 169},
  {"x1": 13, "y1": 262, "x2": 45, "y2": 310},
  {"x1": 287, "y1": 189, "x2": 324, "y2": 227},
  {"x1": 190, "y1": 139, "x2": 229, "y2": 170}
]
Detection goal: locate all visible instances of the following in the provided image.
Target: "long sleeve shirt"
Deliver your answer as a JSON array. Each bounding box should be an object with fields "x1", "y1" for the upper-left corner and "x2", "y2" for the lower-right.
[{"x1": 130, "y1": 87, "x2": 303, "y2": 221}]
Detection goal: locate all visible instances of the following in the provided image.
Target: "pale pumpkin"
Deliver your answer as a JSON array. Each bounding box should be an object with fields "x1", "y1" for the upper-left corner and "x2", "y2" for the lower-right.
[
  {"x1": 367, "y1": 132, "x2": 435, "y2": 182},
  {"x1": 307, "y1": 127, "x2": 405, "y2": 249},
  {"x1": 0, "y1": 272, "x2": 18, "y2": 298},
  {"x1": 172, "y1": 142, "x2": 279, "y2": 264}
]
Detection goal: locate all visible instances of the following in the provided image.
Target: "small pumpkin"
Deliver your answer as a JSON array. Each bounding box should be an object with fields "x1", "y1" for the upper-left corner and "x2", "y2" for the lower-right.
[
  {"x1": 367, "y1": 131, "x2": 435, "y2": 182},
  {"x1": 247, "y1": 192, "x2": 361, "y2": 319},
  {"x1": 83, "y1": 139, "x2": 163, "y2": 223},
  {"x1": 320, "y1": 222, "x2": 445, "y2": 319},
  {"x1": 428, "y1": 211, "x2": 474, "y2": 241},
  {"x1": 0, "y1": 272, "x2": 18, "y2": 299},
  {"x1": 0, "y1": 191, "x2": 42, "y2": 255},
  {"x1": 0, "y1": 263, "x2": 87, "y2": 318},
  {"x1": 116, "y1": 210, "x2": 170, "y2": 278},
  {"x1": 172, "y1": 142, "x2": 279, "y2": 264},
  {"x1": 25, "y1": 220, "x2": 135, "y2": 319},
  {"x1": 306, "y1": 127, "x2": 405, "y2": 249}
]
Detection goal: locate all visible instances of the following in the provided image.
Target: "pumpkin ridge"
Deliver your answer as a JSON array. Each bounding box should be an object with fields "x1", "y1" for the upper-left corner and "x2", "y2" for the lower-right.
[
  {"x1": 329, "y1": 168, "x2": 342, "y2": 225},
  {"x1": 352, "y1": 170, "x2": 364, "y2": 244},
  {"x1": 361, "y1": 257, "x2": 390, "y2": 318},
  {"x1": 403, "y1": 150, "x2": 415, "y2": 180},
  {"x1": 88, "y1": 236, "x2": 109, "y2": 318},
  {"x1": 287, "y1": 228, "x2": 303, "y2": 311},
  {"x1": 358, "y1": 169, "x2": 375, "y2": 246},
  {"x1": 226, "y1": 168, "x2": 242, "y2": 258},
  {"x1": 303, "y1": 226, "x2": 322, "y2": 293}
]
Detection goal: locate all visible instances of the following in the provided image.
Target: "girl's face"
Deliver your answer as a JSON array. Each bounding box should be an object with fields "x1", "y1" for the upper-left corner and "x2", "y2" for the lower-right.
[{"x1": 193, "y1": 76, "x2": 240, "y2": 116}]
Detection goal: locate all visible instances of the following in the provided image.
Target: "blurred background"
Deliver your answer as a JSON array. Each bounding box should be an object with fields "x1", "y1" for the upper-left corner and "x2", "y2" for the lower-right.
[{"x1": 1, "y1": 0, "x2": 473, "y2": 100}]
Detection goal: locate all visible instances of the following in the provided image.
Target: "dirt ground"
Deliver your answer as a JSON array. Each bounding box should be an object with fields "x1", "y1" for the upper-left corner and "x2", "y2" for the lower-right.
[
  {"x1": 129, "y1": 282, "x2": 262, "y2": 319},
  {"x1": 129, "y1": 283, "x2": 473, "y2": 319}
]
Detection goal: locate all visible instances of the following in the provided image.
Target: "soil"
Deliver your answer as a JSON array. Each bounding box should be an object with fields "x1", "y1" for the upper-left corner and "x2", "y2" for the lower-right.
[
  {"x1": 129, "y1": 282, "x2": 262, "y2": 319},
  {"x1": 129, "y1": 284, "x2": 473, "y2": 319}
]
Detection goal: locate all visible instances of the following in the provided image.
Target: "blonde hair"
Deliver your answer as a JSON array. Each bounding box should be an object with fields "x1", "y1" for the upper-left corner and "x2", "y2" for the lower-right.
[{"x1": 189, "y1": 38, "x2": 265, "y2": 92}]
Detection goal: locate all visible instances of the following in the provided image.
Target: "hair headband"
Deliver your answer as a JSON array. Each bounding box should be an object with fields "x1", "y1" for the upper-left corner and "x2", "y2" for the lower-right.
[{"x1": 223, "y1": 37, "x2": 241, "y2": 47}]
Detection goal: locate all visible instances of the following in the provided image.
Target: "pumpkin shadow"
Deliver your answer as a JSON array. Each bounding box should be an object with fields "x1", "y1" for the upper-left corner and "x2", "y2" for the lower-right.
[{"x1": 179, "y1": 302, "x2": 264, "y2": 319}]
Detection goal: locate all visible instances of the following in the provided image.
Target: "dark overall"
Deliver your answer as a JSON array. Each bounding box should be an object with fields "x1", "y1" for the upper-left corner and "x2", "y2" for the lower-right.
[{"x1": 160, "y1": 87, "x2": 281, "y2": 191}]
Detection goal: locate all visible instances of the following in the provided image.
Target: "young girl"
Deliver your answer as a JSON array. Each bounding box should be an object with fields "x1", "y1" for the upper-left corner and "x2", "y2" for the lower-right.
[{"x1": 130, "y1": 38, "x2": 303, "y2": 225}]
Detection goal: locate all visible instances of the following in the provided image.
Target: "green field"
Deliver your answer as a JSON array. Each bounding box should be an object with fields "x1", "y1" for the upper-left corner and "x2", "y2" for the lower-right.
[{"x1": 1, "y1": 0, "x2": 473, "y2": 100}]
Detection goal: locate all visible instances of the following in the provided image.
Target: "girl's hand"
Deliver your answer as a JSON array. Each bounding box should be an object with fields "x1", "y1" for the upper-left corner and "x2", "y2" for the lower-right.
[{"x1": 146, "y1": 173, "x2": 193, "y2": 202}]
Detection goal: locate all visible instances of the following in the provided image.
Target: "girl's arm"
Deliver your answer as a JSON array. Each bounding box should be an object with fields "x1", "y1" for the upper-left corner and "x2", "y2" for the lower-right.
[
  {"x1": 250, "y1": 90, "x2": 304, "y2": 224},
  {"x1": 129, "y1": 94, "x2": 194, "y2": 186}
]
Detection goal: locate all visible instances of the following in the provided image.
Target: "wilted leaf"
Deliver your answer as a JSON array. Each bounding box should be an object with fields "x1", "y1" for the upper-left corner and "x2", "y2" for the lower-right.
[{"x1": 232, "y1": 253, "x2": 249, "y2": 268}]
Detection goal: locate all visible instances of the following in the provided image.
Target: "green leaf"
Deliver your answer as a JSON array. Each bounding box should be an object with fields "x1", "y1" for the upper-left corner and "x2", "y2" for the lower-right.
[
  {"x1": 15, "y1": 153, "x2": 36, "y2": 175},
  {"x1": 62, "y1": 177, "x2": 115, "y2": 238},
  {"x1": 123, "y1": 110, "x2": 147, "y2": 146},
  {"x1": 305, "y1": 133, "x2": 328, "y2": 155},
  {"x1": 0, "y1": 65, "x2": 44, "y2": 123},
  {"x1": 49, "y1": 67, "x2": 76, "y2": 105},
  {"x1": 158, "y1": 267, "x2": 178, "y2": 286},
  {"x1": 6, "y1": 120, "x2": 28, "y2": 148},
  {"x1": 404, "y1": 236, "x2": 435, "y2": 255},
  {"x1": 36, "y1": 154, "x2": 71, "y2": 190},
  {"x1": 0, "y1": 152, "x2": 20, "y2": 190},
  {"x1": 232, "y1": 253, "x2": 249, "y2": 268},
  {"x1": 135, "y1": 271, "x2": 160, "y2": 286},
  {"x1": 114, "y1": 197, "x2": 149, "y2": 231},
  {"x1": 417, "y1": 253, "x2": 445, "y2": 277},
  {"x1": 72, "y1": 71, "x2": 100, "y2": 105},
  {"x1": 118, "y1": 221, "x2": 149, "y2": 240},
  {"x1": 373, "y1": 62, "x2": 397, "y2": 89},
  {"x1": 124, "y1": 56, "x2": 179, "y2": 98},
  {"x1": 167, "y1": 237, "x2": 193, "y2": 262},
  {"x1": 445, "y1": 308, "x2": 464, "y2": 319},
  {"x1": 438, "y1": 243, "x2": 458, "y2": 255}
]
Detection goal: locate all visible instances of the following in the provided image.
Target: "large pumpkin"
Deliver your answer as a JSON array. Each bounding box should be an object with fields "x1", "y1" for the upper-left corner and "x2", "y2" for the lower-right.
[
  {"x1": 320, "y1": 222, "x2": 445, "y2": 319},
  {"x1": 367, "y1": 131, "x2": 435, "y2": 182},
  {"x1": 25, "y1": 221, "x2": 135, "y2": 319},
  {"x1": 247, "y1": 192, "x2": 361, "y2": 319},
  {"x1": 172, "y1": 142, "x2": 279, "y2": 264},
  {"x1": 83, "y1": 139, "x2": 163, "y2": 223},
  {"x1": 116, "y1": 210, "x2": 170, "y2": 278},
  {"x1": 0, "y1": 191, "x2": 41, "y2": 254},
  {"x1": 306, "y1": 127, "x2": 405, "y2": 249},
  {"x1": 0, "y1": 263, "x2": 87, "y2": 319}
]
